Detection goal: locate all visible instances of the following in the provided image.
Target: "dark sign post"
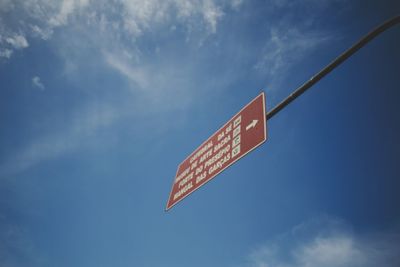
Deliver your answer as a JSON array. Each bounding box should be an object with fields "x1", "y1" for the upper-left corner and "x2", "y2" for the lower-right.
[{"x1": 166, "y1": 92, "x2": 267, "y2": 210}]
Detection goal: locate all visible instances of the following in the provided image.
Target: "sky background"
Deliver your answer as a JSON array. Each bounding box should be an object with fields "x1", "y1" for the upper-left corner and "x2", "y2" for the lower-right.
[{"x1": 1, "y1": 0, "x2": 400, "y2": 266}]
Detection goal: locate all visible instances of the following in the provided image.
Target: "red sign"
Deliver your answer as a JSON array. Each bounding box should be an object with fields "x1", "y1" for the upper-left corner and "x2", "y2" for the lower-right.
[{"x1": 166, "y1": 92, "x2": 267, "y2": 210}]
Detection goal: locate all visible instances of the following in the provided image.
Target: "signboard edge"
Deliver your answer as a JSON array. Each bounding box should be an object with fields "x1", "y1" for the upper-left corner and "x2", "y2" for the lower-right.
[{"x1": 165, "y1": 91, "x2": 267, "y2": 211}]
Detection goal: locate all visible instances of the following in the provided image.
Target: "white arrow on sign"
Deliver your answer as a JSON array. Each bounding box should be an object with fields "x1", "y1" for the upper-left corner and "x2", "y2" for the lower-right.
[{"x1": 246, "y1": 119, "x2": 258, "y2": 131}]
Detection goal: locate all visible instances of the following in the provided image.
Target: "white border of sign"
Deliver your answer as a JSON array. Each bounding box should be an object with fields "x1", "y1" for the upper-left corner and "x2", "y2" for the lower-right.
[{"x1": 165, "y1": 91, "x2": 267, "y2": 211}]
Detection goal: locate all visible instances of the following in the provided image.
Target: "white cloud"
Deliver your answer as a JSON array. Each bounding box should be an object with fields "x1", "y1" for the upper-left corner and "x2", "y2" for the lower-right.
[
  {"x1": 0, "y1": 0, "x2": 14, "y2": 12},
  {"x1": 0, "y1": 0, "x2": 239, "y2": 172},
  {"x1": 105, "y1": 53, "x2": 150, "y2": 89},
  {"x1": 295, "y1": 235, "x2": 365, "y2": 266},
  {"x1": 103, "y1": 49, "x2": 195, "y2": 113},
  {"x1": 255, "y1": 27, "x2": 331, "y2": 82},
  {"x1": 0, "y1": 0, "x2": 232, "y2": 60},
  {"x1": 49, "y1": 0, "x2": 90, "y2": 27},
  {"x1": 116, "y1": 0, "x2": 225, "y2": 38},
  {"x1": 32, "y1": 76, "x2": 45, "y2": 90},
  {"x1": 0, "y1": 0, "x2": 232, "y2": 173},
  {"x1": 201, "y1": 0, "x2": 224, "y2": 33},
  {"x1": 245, "y1": 217, "x2": 400, "y2": 267},
  {"x1": 251, "y1": 0, "x2": 345, "y2": 94},
  {"x1": 0, "y1": 103, "x2": 120, "y2": 175},
  {"x1": 231, "y1": 0, "x2": 243, "y2": 10},
  {"x1": 30, "y1": 25, "x2": 53, "y2": 40},
  {"x1": 174, "y1": 0, "x2": 195, "y2": 17},
  {"x1": 0, "y1": 48, "x2": 12, "y2": 58},
  {"x1": 5, "y1": 34, "x2": 29, "y2": 49},
  {"x1": 120, "y1": 0, "x2": 168, "y2": 28}
]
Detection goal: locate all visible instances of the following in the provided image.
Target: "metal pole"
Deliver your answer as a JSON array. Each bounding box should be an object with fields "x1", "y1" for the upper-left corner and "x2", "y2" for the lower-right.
[{"x1": 266, "y1": 15, "x2": 400, "y2": 120}]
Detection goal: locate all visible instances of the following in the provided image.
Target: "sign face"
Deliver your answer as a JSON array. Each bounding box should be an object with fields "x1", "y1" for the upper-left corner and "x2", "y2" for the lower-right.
[{"x1": 166, "y1": 92, "x2": 267, "y2": 210}]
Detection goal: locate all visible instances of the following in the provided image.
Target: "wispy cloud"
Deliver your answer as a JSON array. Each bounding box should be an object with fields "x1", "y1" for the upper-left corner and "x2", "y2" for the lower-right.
[
  {"x1": 255, "y1": 27, "x2": 331, "y2": 77},
  {"x1": 103, "y1": 49, "x2": 197, "y2": 113},
  {"x1": 105, "y1": 53, "x2": 150, "y2": 90},
  {"x1": 244, "y1": 216, "x2": 400, "y2": 267},
  {"x1": 254, "y1": 0, "x2": 343, "y2": 92},
  {"x1": 0, "y1": 103, "x2": 120, "y2": 175},
  {"x1": 199, "y1": 0, "x2": 224, "y2": 33},
  {"x1": 0, "y1": 0, "x2": 241, "y2": 172},
  {"x1": 32, "y1": 76, "x2": 45, "y2": 90},
  {"x1": 48, "y1": 0, "x2": 90, "y2": 27},
  {"x1": 30, "y1": 25, "x2": 53, "y2": 40},
  {"x1": 0, "y1": 0, "x2": 14, "y2": 12},
  {"x1": 0, "y1": 48, "x2": 12, "y2": 58},
  {"x1": 5, "y1": 34, "x2": 29, "y2": 49},
  {"x1": 0, "y1": 0, "x2": 234, "y2": 60},
  {"x1": 231, "y1": 0, "x2": 243, "y2": 10},
  {"x1": 0, "y1": 217, "x2": 43, "y2": 267}
]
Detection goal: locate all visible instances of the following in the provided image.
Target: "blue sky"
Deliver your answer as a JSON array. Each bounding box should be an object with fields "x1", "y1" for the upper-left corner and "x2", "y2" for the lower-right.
[{"x1": 1, "y1": 0, "x2": 400, "y2": 266}]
